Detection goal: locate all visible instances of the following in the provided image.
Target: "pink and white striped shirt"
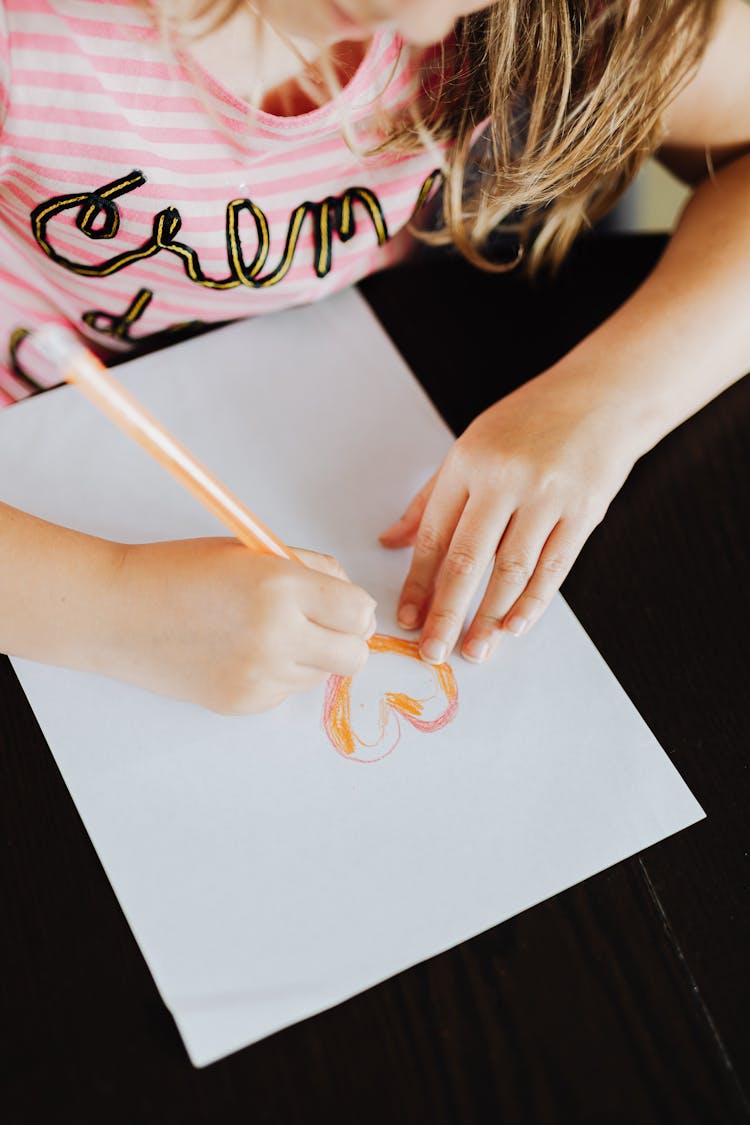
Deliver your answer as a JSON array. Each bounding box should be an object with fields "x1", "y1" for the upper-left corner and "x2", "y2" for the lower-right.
[{"x1": 0, "y1": 1, "x2": 446, "y2": 405}]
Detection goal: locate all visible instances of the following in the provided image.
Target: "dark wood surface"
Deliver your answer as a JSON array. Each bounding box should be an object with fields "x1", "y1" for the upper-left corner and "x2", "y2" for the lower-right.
[{"x1": 2, "y1": 235, "x2": 749, "y2": 1124}]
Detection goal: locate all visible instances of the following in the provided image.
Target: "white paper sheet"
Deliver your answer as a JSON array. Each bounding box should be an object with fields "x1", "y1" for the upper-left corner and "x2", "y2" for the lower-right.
[{"x1": 0, "y1": 289, "x2": 704, "y2": 1066}]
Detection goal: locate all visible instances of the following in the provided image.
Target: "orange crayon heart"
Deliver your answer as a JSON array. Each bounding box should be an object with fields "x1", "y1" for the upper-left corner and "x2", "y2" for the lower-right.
[{"x1": 322, "y1": 633, "x2": 459, "y2": 763}]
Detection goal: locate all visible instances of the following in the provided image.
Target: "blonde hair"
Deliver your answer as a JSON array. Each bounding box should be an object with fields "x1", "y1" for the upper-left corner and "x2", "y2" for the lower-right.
[{"x1": 149, "y1": 1, "x2": 720, "y2": 272}]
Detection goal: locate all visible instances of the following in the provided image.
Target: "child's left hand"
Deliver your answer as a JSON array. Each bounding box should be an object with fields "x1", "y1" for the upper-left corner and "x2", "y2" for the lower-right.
[{"x1": 379, "y1": 366, "x2": 641, "y2": 665}]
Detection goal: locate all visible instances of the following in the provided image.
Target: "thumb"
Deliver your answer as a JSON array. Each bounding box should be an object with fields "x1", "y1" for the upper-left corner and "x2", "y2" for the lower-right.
[
  {"x1": 379, "y1": 474, "x2": 437, "y2": 548},
  {"x1": 292, "y1": 548, "x2": 349, "y2": 581}
]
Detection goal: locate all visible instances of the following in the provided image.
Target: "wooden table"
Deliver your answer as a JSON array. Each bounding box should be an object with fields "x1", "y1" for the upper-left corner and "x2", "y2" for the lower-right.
[{"x1": 2, "y1": 235, "x2": 749, "y2": 1124}]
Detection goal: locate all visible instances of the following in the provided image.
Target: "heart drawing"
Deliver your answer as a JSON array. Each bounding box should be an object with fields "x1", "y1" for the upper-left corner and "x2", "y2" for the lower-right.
[{"x1": 321, "y1": 633, "x2": 459, "y2": 763}]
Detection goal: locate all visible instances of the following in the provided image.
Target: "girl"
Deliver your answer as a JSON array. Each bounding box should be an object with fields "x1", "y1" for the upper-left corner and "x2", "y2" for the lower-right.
[{"x1": 0, "y1": 0, "x2": 748, "y2": 714}]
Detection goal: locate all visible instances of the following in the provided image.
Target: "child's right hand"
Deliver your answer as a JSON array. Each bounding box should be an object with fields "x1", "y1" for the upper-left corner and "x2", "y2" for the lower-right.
[{"x1": 103, "y1": 539, "x2": 376, "y2": 714}]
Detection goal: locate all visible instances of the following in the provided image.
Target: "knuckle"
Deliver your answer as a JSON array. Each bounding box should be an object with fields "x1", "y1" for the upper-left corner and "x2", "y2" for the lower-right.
[
  {"x1": 449, "y1": 449, "x2": 475, "y2": 481},
  {"x1": 415, "y1": 523, "x2": 446, "y2": 557},
  {"x1": 540, "y1": 553, "x2": 570, "y2": 579},
  {"x1": 518, "y1": 591, "x2": 548, "y2": 611},
  {"x1": 428, "y1": 606, "x2": 460, "y2": 631},
  {"x1": 443, "y1": 549, "x2": 478, "y2": 579},
  {"x1": 495, "y1": 556, "x2": 532, "y2": 585},
  {"x1": 252, "y1": 603, "x2": 285, "y2": 645},
  {"x1": 473, "y1": 611, "x2": 504, "y2": 631},
  {"x1": 445, "y1": 441, "x2": 468, "y2": 469},
  {"x1": 483, "y1": 458, "x2": 511, "y2": 489},
  {"x1": 571, "y1": 494, "x2": 606, "y2": 525},
  {"x1": 256, "y1": 568, "x2": 289, "y2": 606}
]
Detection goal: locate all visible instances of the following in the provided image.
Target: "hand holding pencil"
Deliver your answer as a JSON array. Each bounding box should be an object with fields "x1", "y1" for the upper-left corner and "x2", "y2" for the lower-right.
[{"x1": 29, "y1": 325, "x2": 376, "y2": 714}]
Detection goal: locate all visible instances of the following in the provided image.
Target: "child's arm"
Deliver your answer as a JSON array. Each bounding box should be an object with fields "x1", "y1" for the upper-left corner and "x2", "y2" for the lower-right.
[
  {"x1": 381, "y1": 0, "x2": 750, "y2": 665},
  {"x1": 0, "y1": 501, "x2": 375, "y2": 712}
]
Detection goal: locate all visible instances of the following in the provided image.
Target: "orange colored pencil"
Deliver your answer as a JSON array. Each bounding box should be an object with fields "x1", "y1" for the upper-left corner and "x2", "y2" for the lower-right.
[{"x1": 31, "y1": 324, "x2": 299, "y2": 562}]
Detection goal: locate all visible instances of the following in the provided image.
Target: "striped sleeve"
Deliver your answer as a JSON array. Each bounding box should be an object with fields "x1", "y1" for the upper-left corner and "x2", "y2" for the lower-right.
[{"x1": 0, "y1": 2, "x2": 8, "y2": 129}]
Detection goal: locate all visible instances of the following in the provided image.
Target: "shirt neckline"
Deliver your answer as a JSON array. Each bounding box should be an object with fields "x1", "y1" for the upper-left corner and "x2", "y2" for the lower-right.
[{"x1": 177, "y1": 28, "x2": 393, "y2": 135}]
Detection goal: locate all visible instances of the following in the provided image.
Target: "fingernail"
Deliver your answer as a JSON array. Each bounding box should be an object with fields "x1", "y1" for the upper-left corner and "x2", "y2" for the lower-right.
[
  {"x1": 462, "y1": 638, "x2": 489, "y2": 664},
  {"x1": 420, "y1": 637, "x2": 447, "y2": 664},
  {"x1": 398, "y1": 604, "x2": 420, "y2": 629},
  {"x1": 506, "y1": 615, "x2": 528, "y2": 637}
]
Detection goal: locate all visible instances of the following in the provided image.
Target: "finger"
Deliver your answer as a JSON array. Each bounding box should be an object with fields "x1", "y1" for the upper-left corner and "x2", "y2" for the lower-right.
[
  {"x1": 297, "y1": 622, "x2": 370, "y2": 678},
  {"x1": 287, "y1": 664, "x2": 330, "y2": 692},
  {"x1": 501, "y1": 517, "x2": 589, "y2": 637},
  {"x1": 460, "y1": 506, "x2": 557, "y2": 660},
  {"x1": 295, "y1": 553, "x2": 377, "y2": 635},
  {"x1": 299, "y1": 573, "x2": 377, "y2": 637},
  {"x1": 379, "y1": 472, "x2": 438, "y2": 547},
  {"x1": 395, "y1": 474, "x2": 468, "y2": 632},
  {"x1": 417, "y1": 498, "x2": 513, "y2": 664},
  {"x1": 293, "y1": 547, "x2": 350, "y2": 581},
  {"x1": 225, "y1": 669, "x2": 326, "y2": 715}
]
